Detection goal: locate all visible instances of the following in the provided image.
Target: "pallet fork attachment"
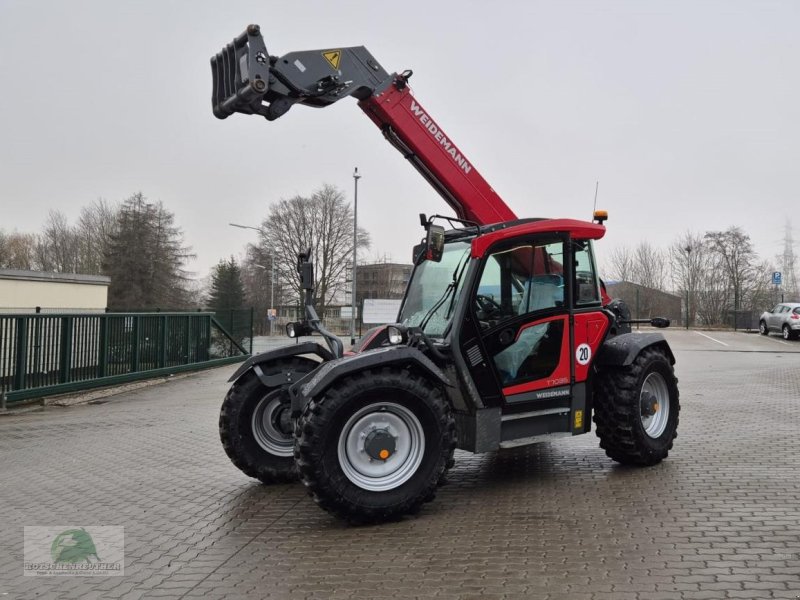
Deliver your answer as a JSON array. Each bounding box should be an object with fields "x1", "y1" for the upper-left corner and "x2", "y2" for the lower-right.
[{"x1": 211, "y1": 24, "x2": 391, "y2": 121}]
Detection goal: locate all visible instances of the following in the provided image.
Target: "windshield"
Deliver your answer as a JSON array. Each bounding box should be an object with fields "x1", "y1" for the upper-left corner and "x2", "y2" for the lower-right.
[{"x1": 398, "y1": 241, "x2": 472, "y2": 337}]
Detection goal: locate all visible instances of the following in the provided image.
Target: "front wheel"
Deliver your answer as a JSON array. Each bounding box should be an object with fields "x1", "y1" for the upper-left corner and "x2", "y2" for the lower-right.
[
  {"x1": 295, "y1": 369, "x2": 455, "y2": 523},
  {"x1": 219, "y1": 358, "x2": 316, "y2": 484},
  {"x1": 593, "y1": 347, "x2": 680, "y2": 466},
  {"x1": 759, "y1": 320, "x2": 768, "y2": 335}
]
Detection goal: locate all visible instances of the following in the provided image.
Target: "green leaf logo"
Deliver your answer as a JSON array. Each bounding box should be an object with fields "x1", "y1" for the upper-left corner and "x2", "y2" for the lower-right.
[{"x1": 50, "y1": 528, "x2": 101, "y2": 564}]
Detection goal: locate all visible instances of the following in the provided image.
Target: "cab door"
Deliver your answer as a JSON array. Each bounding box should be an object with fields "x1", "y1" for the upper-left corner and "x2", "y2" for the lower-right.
[
  {"x1": 471, "y1": 237, "x2": 570, "y2": 404},
  {"x1": 469, "y1": 236, "x2": 609, "y2": 436}
]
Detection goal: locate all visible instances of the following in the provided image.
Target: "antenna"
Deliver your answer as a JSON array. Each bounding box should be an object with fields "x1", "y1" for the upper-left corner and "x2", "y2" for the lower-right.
[{"x1": 592, "y1": 181, "x2": 599, "y2": 214}]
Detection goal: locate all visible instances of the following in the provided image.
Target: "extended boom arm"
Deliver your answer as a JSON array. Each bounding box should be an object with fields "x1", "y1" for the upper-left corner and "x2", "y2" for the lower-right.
[{"x1": 211, "y1": 24, "x2": 517, "y2": 226}]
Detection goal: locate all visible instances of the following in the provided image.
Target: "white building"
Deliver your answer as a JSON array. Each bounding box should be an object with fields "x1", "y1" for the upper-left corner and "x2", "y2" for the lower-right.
[{"x1": 0, "y1": 269, "x2": 110, "y2": 312}]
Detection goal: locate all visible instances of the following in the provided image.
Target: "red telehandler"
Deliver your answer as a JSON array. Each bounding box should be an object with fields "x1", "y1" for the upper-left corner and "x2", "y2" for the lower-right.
[{"x1": 211, "y1": 25, "x2": 679, "y2": 523}]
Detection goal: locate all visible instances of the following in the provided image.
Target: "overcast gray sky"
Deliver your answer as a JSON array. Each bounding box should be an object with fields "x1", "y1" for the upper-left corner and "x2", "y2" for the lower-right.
[{"x1": 1, "y1": 0, "x2": 798, "y2": 279}]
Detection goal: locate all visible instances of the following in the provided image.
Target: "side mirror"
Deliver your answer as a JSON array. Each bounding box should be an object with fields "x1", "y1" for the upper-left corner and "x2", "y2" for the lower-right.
[
  {"x1": 425, "y1": 224, "x2": 445, "y2": 263},
  {"x1": 299, "y1": 262, "x2": 313, "y2": 291},
  {"x1": 297, "y1": 248, "x2": 314, "y2": 291}
]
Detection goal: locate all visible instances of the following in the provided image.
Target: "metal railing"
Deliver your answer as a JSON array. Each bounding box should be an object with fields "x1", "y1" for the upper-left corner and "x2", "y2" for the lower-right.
[{"x1": 0, "y1": 311, "x2": 250, "y2": 405}]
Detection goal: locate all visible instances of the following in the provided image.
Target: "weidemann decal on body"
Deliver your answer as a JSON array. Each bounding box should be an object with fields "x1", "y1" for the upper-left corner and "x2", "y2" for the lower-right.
[{"x1": 409, "y1": 101, "x2": 472, "y2": 174}]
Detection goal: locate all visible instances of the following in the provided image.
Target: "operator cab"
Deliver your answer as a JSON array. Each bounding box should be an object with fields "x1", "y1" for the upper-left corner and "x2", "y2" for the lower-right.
[{"x1": 399, "y1": 216, "x2": 607, "y2": 430}]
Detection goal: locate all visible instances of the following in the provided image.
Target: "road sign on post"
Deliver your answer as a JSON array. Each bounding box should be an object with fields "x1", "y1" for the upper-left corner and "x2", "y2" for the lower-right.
[{"x1": 772, "y1": 272, "x2": 782, "y2": 286}]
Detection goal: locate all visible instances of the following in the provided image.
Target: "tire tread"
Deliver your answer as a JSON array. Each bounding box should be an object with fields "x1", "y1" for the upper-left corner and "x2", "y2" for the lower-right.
[
  {"x1": 295, "y1": 368, "x2": 455, "y2": 524},
  {"x1": 592, "y1": 347, "x2": 680, "y2": 466}
]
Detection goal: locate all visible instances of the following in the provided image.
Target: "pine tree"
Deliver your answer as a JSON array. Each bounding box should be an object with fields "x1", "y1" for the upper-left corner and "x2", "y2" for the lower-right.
[
  {"x1": 104, "y1": 192, "x2": 194, "y2": 310},
  {"x1": 208, "y1": 257, "x2": 246, "y2": 312},
  {"x1": 208, "y1": 257, "x2": 248, "y2": 339}
]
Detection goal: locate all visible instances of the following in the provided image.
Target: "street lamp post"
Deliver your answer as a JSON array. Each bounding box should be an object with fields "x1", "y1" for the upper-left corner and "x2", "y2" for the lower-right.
[
  {"x1": 253, "y1": 261, "x2": 276, "y2": 335},
  {"x1": 351, "y1": 168, "x2": 361, "y2": 346},
  {"x1": 684, "y1": 245, "x2": 692, "y2": 330}
]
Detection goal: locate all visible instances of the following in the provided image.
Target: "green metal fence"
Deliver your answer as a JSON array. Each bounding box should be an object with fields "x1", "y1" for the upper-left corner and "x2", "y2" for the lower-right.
[{"x1": 0, "y1": 312, "x2": 250, "y2": 405}]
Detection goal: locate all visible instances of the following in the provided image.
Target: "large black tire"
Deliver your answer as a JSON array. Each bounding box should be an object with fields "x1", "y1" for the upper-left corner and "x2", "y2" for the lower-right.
[
  {"x1": 782, "y1": 324, "x2": 796, "y2": 341},
  {"x1": 593, "y1": 347, "x2": 680, "y2": 466},
  {"x1": 219, "y1": 358, "x2": 316, "y2": 484},
  {"x1": 295, "y1": 368, "x2": 456, "y2": 524},
  {"x1": 759, "y1": 320, "x2": 769, "y2": 335}
]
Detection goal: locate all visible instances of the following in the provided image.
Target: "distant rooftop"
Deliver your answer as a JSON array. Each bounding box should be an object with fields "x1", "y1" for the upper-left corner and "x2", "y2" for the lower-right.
[{"x1": 0, "y1": 269, "x2": 110, "y2": 286}]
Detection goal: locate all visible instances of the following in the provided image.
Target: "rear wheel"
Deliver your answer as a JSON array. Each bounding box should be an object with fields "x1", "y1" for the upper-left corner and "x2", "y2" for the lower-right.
[
  {"x1": 783, "y1": 324, "x2": 796, "y2": 340},
  {"x1": 593, "y1": 347, "x2": 680, "y2": 466},
  {"x1": 759, "y1": 320, "x2": 768, "y2": 335},
  {"x1": 219, "y1": 358, "x2": 316, "y2": 484},
  {"x1": 295, "y1": 369, "x2": 455, "y2": 523}
]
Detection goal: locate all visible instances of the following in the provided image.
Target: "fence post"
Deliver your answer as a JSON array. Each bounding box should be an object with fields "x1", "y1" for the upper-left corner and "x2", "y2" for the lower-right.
[
  {"x1": 159, "y1": 315, "x2": 168, "y2": 368},
  {"x1": 131, "y1": 315, "x2": 140, "y2": 373},
  {"x1": 98, "y1": 314, "x2": 108, "y2": 378},
  {"x1": 186, "y1": 315, "x2": 194, "y2": 364},
  {"x1": 59, "y1": 317, "x2": 73, "y2": 384},
  {"x1": 13, "y1": 317, "x2": 28, "y2": 391},
  {"x1": 635, "y1": 288, "x2": 640, "y2": 331},
  {"x1": 32, "y1": 315, "x2": 42, "y2": 388}
]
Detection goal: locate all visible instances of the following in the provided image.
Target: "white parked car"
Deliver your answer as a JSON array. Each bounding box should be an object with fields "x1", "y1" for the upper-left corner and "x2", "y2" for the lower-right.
[{"x1": 759, "y1": 302, "x2": 800, "y2": 340}]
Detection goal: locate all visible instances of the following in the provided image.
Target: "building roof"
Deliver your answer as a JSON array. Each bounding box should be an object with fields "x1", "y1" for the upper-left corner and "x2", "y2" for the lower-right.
[
  {"x1": 606, "y1": 280, "x2": 681, "y2": 299},
  {"x1": 0, "y1": 269, "x2": 111, "y2": 286},
  {"x1": 358, "y1": 262, "x2": 412, "y2": 269}
]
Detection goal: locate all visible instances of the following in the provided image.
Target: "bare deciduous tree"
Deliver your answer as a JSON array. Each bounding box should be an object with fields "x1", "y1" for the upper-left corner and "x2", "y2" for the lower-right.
[
  {"x1": 76, "y1": 199, "x2": 119, "y2": 275},
  {"x1": 605, "y1": 246, "x2": 634, "y2": 282},
  {"x1": 240, "y1": 243, "x2": 277, "y2": 334},
  {"x1": 258, "y1": 184, "x2": 370, "y2": 314},
  {"x1": 0, "y1": 231, "x2": 38, "y2": 270},
  {"x1": 632, "y1": 241, "x2": 668, "y2": 291},
  {"x1": 704, "y1": 227, "x2": 756, "y2": 311},
  {"x1": 36, "y1": 210, "x2": 80, "y2": 273},
  {"x1": 669, "y1": 231, "x2": 705, "y2": 326}
]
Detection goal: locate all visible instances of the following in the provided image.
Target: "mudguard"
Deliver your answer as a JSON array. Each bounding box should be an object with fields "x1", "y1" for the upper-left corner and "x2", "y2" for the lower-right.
[
  {"x1": 595, "y1": 332, "x2": 675, "y2": 367},
  {"x1": 227, "y1": 342, "x2": 334, "y2": 385},
  {"x1": 289, "y1": 346, "x2": 452, "y2": 417}
]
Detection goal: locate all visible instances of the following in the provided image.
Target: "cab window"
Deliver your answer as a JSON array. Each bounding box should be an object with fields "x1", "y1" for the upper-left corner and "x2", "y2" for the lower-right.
[
  {"x1": 573, "y1": 240, "x2": 601, "y2": 306},
  {"x1": 474, "y1": 241, "x2": 565, "y2": 327}
]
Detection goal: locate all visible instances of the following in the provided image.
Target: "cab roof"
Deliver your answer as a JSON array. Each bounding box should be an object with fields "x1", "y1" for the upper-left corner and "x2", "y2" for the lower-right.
[{"x1": 470, "y1": 218, "x2": 606, "y2": 258}]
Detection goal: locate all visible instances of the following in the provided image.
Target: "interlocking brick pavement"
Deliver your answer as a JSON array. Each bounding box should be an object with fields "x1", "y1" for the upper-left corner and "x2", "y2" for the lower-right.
[{"x1": 1, "y1": 330, "x2": 800, "y2": 599}]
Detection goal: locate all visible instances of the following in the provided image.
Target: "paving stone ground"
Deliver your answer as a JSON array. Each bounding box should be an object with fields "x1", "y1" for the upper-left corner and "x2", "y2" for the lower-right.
[{"x1": 1, "y1": 329, "x2": 800, "y2": 599}]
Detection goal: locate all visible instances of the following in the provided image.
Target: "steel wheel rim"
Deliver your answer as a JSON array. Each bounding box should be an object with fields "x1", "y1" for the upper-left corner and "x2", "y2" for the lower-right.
[
  {"x1": 760, "y1": 322, "x2": 767, "y2": 334},
  {"x1": 251, "y1": 393, "x2": 293, "y2": 457},
  {"x1": 338, "y1": 402, "x2": 425, "y2": 492},
  {"x1": 784, "y1": 326, "x2": 790, "y2": 340},
  {"x1": 640, "y1": 372, "x2": 670, "y2": 438}
]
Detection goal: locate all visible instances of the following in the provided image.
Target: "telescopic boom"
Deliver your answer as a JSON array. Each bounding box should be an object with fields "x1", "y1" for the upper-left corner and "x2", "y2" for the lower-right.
[{"x1": 211, "y1": 24, "x2": 517, "y2": 226}]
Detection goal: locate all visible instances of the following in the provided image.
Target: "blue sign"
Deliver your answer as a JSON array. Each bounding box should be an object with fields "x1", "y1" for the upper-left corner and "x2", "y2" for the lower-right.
[{"x1": 772, "y1": 272, "x2": 782, "y2": 286}]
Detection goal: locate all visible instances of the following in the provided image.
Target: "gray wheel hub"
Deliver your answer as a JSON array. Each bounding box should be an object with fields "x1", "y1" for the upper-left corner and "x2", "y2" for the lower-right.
[
  {"x1": 338, "y1": 402, "x2": 425, "y2": 492},
  {"x1": 251, "y1": 391, "x2": 294, "y2": 457},
  {"x1": 640, "y1": 372, "x2": 670, "y2": 438}
]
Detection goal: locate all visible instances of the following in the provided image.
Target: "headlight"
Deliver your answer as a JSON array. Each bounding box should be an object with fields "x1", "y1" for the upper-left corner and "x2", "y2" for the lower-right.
[
  {"x1": 286, "y1": 323, "x2": 296, "y2": 338},
  {"x1": 387, "y1": 326, "x2": 403, "y2": 345}
]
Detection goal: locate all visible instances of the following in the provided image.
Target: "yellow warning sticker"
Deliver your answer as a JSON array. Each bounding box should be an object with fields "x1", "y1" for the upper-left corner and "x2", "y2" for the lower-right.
[
  {"x1": 574, "y1": 409, "x2": 584, "y2": 430},
  {"x1": 322, "y1": 50, "x2": 341, "y2": 70}
]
